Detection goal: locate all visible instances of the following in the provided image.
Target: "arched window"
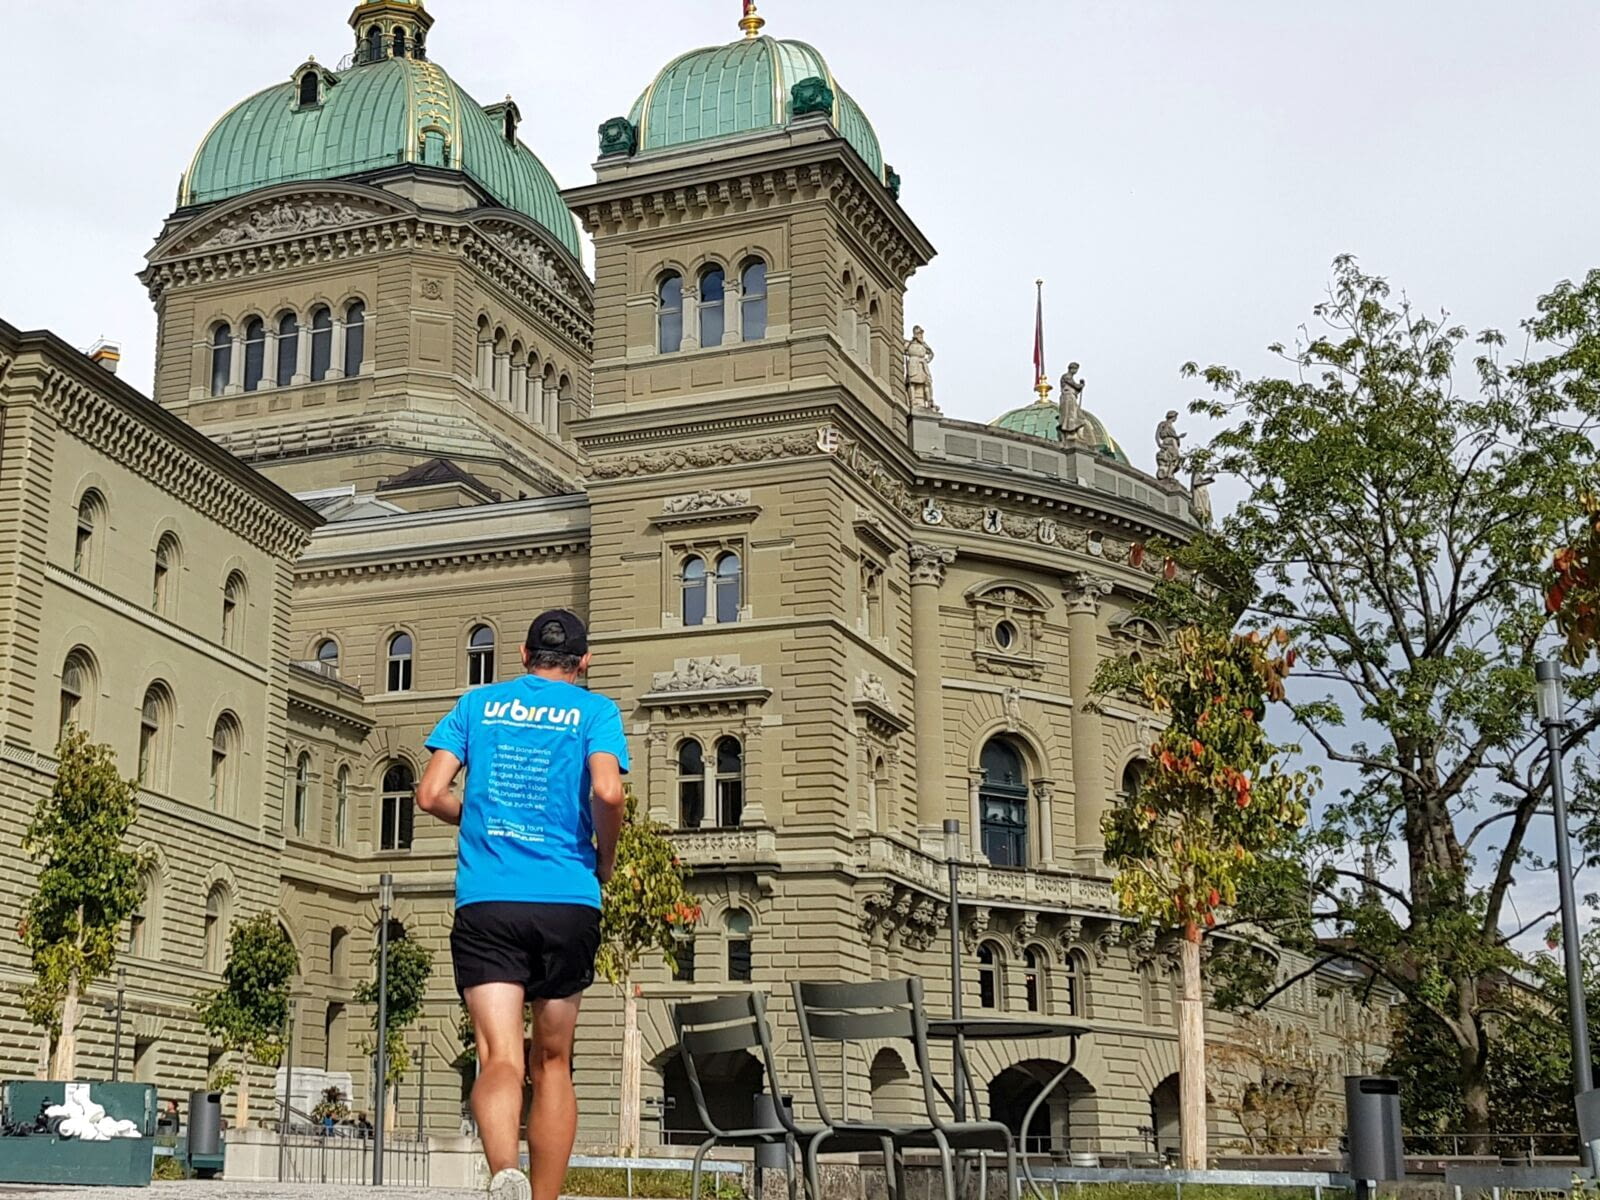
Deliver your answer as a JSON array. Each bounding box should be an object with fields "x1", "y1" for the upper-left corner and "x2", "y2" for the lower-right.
[
  {"x1": 979, "y1": 739, "x2": 1029, "y2": 867},
  {"x1": 334, "y1": 766, "x2": 350, "y2": 848},
  {"x1": 698, "y1": 266, "x2": 726, "y2": 348},
  {"x1": 1023, "y1": 947, "x2": 1044, "y2": 1013},
  {"x1": 715, "y1": 737, "x2": 744, "y2": 828},
  {"x1": 677, "y1": 740, "x2": 705, "y2": 829},
  {"x1": 467, "y1": 625, "x2": 495, "y2": 686},
  {"x1": 657, "y1": 273, "x2": 683, "y2": 353},
  {"x1": 210, "y1": 324, "x2": 232, "y2": 396},
  {"x1": 715, "y1": 552, "x2": 742, "y2": 624},
  {"x1": 222, "y1": 572, "x2": 246, "y2": 650},
  {"x1": 869, "y1": 754, "x2": 888, "y2": 829},
  {"x1": 343, "y1": 301, "x2": 366, "y2": 377},
  {"x1": 1120, "y1": 759, "x2": 1149, "y2": 806},
  {"x1": 423, "y1": 129, "x2": 447, "y2": 167},
  {"x1": 309, "y1": 307, "x2": 333, "y2": 381},
  {"x1": 726, "y1": 909, "x2": 753, "y2": 983},
  {"x1": 242, "y1": 318, "x2": 266, "y2": 392},
  {"x1": 128, "y1": 869, "x2": 158, "y2": 957},
  {"x1": 380, "y1": 762, "x2": 415, "y2": 852},
  {"x1": 74, "y1": 490, "x2": 104, "y2": 577},
  {"x1": 210, "y1": 714, "x2": 241, "y2": 812},
  {"x1": 741, "y1": 259, "x2": 768, "y2": 341},
  {"x1": 1063, "y1": 950, "x2": 1085, "y2": 1018},
  {"x1": 365, "y1": 25, "x2": 383, "y2": 63},
  {"x1": 59, "y1": 648, "x2": 95, "y2": 738},
  {"x1": 329, "y1": 926, "x2": 348, "y2": 975},
  {"x1": 387, "y1": 633, "x2": 414, "y2": 692},
  {"x1": 138, "y1": 683, "x2": 172, "y2": 789},
  {"x1": 392, "y1": 26, "x2": 407, "y2": 57},
  {"x1": 203, "y1": 885, "x2": 230, "y2": 973},
  {"x1": 292, "y1": 752, "x2": 311, "y2": 837},
  {"x1": 298, "y1": 70, "x2": 320, "y2": 108},
  {"x1": 276, "y1": 313, "x2": 299, "y2": 386},
  {"x1": 315, "y1": 639, "x2": 340, "y2": 673},
  {"x1": 977, "y1": 944, "x2": 1001, "y2": 1010},
  {"x1": 681, "y1": 556, "x2": 708, "y2": 627},
  {"x1": 152, "y1": 533, "x2": 180, "y2": 614}
]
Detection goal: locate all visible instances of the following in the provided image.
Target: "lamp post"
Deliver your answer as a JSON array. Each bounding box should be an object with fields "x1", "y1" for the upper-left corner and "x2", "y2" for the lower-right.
[
  {"x1": 279, "y1": 997, "x2": 296, "y2": 1181},
  {"x1": 373, "y1": 873, "x2": 393, "y2": 1186},
  {"x1": 944, "y1": 819, "x2": 966, "y2": 1123},
  {"x1": 1535, "y1": 660, "x2": 1594, "y2": 1165},
  {"x1": 111, "y1": 967, "x2": 126, "y2": 1083}
]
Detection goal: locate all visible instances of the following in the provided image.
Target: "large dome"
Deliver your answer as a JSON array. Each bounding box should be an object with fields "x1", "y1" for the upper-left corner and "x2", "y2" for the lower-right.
[
  {"x1": 991, "y1": 399, "x2": 1130, "y2": 465},
  {"x1": 626, "y1": 27, "x2": 887, "y2": 183},
  {"x1": 180, "y1": 9, "x2": 579, "y2": 258}
]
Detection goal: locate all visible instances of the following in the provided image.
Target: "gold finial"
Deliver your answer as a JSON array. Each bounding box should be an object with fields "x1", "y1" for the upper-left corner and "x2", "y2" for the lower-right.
[{"x1": 740, "y1": 0, "x2": 766, "y2": 38}]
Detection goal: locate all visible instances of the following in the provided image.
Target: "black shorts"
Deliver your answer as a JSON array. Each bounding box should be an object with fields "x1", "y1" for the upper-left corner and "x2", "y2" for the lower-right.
[{"x1": 450, "y1": 902, "x2": 601, "y2": 1000}]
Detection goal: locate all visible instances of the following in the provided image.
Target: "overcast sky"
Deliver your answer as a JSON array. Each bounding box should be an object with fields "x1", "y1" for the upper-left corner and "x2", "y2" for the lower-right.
[{"x1": 5, "y1": 2, "x2": 1598, "y2": 943}]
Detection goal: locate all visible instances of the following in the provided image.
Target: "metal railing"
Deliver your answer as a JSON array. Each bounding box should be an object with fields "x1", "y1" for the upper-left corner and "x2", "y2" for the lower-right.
[
  {"x1": 276, "y1": 1125, "x2": 430, "y2": 1188},
  {"x1": 1403, "y1": 1131, "x2": 1583, "y2": 1160}
]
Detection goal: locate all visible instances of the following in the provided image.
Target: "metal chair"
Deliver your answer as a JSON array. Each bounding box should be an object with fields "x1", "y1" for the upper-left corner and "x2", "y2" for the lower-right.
[{"x1": 791, "y1": 977, "x2": 1019, "y2": 1200}]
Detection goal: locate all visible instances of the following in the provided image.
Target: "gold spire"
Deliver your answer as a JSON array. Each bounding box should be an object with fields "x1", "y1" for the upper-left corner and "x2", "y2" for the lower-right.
[{"x1": 740, "y1": 0, "x2": 766, "y2": 38}]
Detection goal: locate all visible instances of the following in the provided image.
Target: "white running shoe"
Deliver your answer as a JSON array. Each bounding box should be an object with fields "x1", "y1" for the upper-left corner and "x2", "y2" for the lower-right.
[{"x1": 489, "y1": 1167, "x2": 533, "y2": 1200}]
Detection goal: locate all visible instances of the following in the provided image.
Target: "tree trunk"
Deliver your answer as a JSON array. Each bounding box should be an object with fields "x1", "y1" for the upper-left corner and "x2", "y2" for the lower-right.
[
  {"x1": 36, "y1": 1031, "x2": 52, "y2": 1080},
  {"x1": 52, "y1": 969, "x2": 81, "y2": 1079},
  {"x1": 236, "y1": 1073, "x2": 251, "y2": 1130},
  {"x1": 619, "y1": 984, "x2": 642, "y2": 1153},
  {"x1": 1461, "y1": 1056, "x2": 1491, "y2": 1157},
  {"x1": 1178, "y1": 928, "x2": 1208, "y2": 1170}
]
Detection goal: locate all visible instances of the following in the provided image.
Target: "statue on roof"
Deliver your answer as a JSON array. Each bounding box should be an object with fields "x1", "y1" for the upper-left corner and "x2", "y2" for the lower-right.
[
  {"x1": 1057, "y1": 362, "x2": 1086, "y2": 443},
  {"x1": 904, "y1": 326, "x2": 936, "y2": 411},
  {"x1": 1189, "y1": 462, "x2": 1216, "y2": 526},
  {"x1": 1155, "y1": 410, "x2": 1186, "y2": 482}
]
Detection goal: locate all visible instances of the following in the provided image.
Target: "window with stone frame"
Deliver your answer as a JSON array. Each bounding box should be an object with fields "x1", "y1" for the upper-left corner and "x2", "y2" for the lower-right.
[
  {"x1": 968, "y1": 582, "x2": 1048, "y2": 680},
  {"x1": 672, "y1": 537, "x2": 747, "y2": 627},
  {"x1": 860, "y1": 555, "x2": 885, "y2": 641},
  {"x1": 725, "y1": 909, "x2": 753, "y2": 983},
  {"x1": 977, "y1": 943, "x2": 1003, "y2": 1009}
]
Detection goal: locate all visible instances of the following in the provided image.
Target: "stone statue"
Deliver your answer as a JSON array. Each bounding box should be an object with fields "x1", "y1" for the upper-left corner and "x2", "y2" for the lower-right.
[
  {"x1": 1155, "y1": 410, "x2": 1186, "y2": 482},
  {"x1": 903, "y1": 326, "x2": 936, "y2": 409},
  {"x1": 1058, "y1": 362, "x2": 1086, "y2": 443},
  {"x1": 1189, "y1": 463, "x2": 1216, "y2": 527}
]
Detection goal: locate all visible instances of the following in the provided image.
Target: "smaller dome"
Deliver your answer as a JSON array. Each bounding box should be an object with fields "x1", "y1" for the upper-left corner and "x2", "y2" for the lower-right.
[{"x1": 990, "y1": 400, "x2": 1130, "y2": 465}]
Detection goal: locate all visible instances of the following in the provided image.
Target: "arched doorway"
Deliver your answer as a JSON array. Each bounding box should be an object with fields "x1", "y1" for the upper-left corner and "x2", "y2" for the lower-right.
[
  {"x1": 869, "y1": 1048, "x2": 921, "y2": 1126},
  {"x1": 657, "y1": 1048, "x2": 765, "y2": 1146},
  {"x1": 1150, "y1": 1074, "x2": 1181, "y2": 1158},
  {"x1": 988, "y1": 1061, "x2": 1096, "y2": 1156}
]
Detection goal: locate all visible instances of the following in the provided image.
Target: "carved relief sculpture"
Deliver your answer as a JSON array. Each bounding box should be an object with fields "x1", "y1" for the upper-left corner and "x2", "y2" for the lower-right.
[
  {"x1": 650, "y1": 657, "x2": 762, "y2": 693},
  {"x1": 909, "y1": 542, "x2": 956, "y2": 586},
  {"x1": 661, "y1": 489, "x2": 752, "y2": 515}
]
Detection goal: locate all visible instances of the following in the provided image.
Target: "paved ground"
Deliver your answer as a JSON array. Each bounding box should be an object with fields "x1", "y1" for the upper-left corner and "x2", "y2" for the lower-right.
[{"x1": 2, "y1": 1186, "x2": 483, "y2": 1199}]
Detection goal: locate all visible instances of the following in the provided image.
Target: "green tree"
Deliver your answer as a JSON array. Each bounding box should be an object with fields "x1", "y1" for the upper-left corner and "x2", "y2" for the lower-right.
[
  {"x1": 1179, "y1": 256, "x2": 1600, "y2": 1144},
  {"x1": 1098, "y1": 625, "x2": 1314, "y2": 1168},
  {"x1": 194, "y1": 913, "x2": 299, "y2": 1128},
  {"x1": 356, "y1": 932, "x2": 432, "y2": 1121},
  {"x1": 20, "y1": 728, "x2": 146, "y2": 1079},
  {"x1": 597, "y1": 793, "x2": 701, "y2": 1153}
]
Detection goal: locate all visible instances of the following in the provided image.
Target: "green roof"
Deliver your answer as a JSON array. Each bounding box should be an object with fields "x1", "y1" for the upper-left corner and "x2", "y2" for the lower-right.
[
  {"x1": 628, "y1": 36, "x2": 886, "y2": 181},
  {"x1": 182, "y1": 56, "x2": 580, "y2": 258},
  {"x1": 991, "y1": 400, "x2": 1131, "y2": 465}
]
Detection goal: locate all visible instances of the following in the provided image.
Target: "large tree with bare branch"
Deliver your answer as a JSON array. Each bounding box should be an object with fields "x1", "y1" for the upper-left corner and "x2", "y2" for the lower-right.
[{"x1": 1177, "y1": 256, "x2": 1600, "y2": 1142}]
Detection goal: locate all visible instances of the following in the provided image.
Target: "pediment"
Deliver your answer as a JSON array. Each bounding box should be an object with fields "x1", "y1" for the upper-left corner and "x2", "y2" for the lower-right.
[
  {"x1": 157, "y1": 183, "x2": 414, "y2": 259},
  {"x1": 471, "y1": 216, "x2": 592, "y2": 306}
]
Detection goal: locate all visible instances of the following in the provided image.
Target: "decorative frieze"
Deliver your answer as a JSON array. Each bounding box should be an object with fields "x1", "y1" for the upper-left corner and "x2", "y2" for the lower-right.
[{"x1": 187, "y1": 198, "x2": 393, "y2": 251}]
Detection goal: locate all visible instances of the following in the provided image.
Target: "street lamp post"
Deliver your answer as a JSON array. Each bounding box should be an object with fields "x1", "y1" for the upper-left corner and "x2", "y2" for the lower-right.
[
  {"x1": 1535, "y1": 660, "x2": 1594, "y2": 1166},
  {"x1": 373, "y1": 873, "x2": 393, "y2": 1186},
  {"x1": 111, "y1": 967, "x2": 126, "y2": 1083},
  {"x1": 944, "y1": 819, "x2": 965, "y2": 1123}
]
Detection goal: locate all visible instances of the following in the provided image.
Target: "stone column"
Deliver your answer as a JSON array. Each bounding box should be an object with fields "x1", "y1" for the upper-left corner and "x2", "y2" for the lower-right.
[
  {"x1": 477, "y1": 340, "x2": 494, "y2": 391},
  {"x1": 294, "y1": 323, "x2": 311, "y2": 386},
  {"x1": 910, "y1": 543, "x2": 957, "y2": 831},
  {"x1": 263, "y1": 328, "x2": 280, "y2": 390},
  {"x1": 329, "y1": 319, "x2": 347, "y2": 380},
  {"x1": 494, "y1": 353, "x2": 511, "y2": 406},
  {"x1": 725, "y1": 276, "x2": 743, "y2": 346},
  {"x1": 1064, "y1": 572, "x2": 1113, "y2": 869},
  {"x1": 682, "y1": 290, "x2": 701, "y2": 351},
  {"x1": 968, "y1": 769, "x2": 984, "y2": 860},
  {"x1": 529, "y1": 373, "x2": 545, "y2": 427},
  {"x1": 226, "y1": 332, "x2": 245, "y2": 394},
  {"x1": 512, "y1": 364, "x2": 527, "y2": 414},
  {"x1": 1034, "y1": 780, "x2": 1055, "y2": 866}
]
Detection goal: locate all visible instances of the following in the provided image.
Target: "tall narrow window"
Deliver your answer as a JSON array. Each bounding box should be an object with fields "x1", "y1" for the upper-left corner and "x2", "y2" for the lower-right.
[
  {"x1": 392, "y1": 26, "x2": 407, "y2": 57},
  {"x1": 726, "y1": 910, "x2": 753, "y2": 983},
  {"x1": 74, "y1": 491, "x2": 103, "y2": 577},
  {"x1": 698, "y1": 266, "x2": 726, "y2": 348},
  {"x1": 309, "y1": 307, "x2": 333, "y2": 381},
  {"x1": 1023, "y1": 948, "x2": 1043, "y2": 1013},
  {"x1": 672, "y1": 936, "x2": 696, "y2": 983},
  {"x1": 210, "y1": 324, "x2": 232, "y2": 396},
  {"x1": 1063, "y1": 951, "x2": 1084, "y2": 1018},
  {"x1": 298, "y1": 71, "x2": 320, "y2": 107},
  {"x1": 128, "y1": 876, "x2": 151, "y2": 957},
  {"x1": 978, "y1": 739, "x2": 1029, "y2": 867},
  {"x1": 343, "y1": 301, "x2": 366, "y2": 376},
  {"x1": 740, "y1": 259, "x2": 768, "y2": 341},
  {"x1": 862, "y1": 561, "x2": 884, "y2": 640},
  {"x1": 677, "y1": 740, "x2": 705, "y2": 829},
  {"x1": 715, "y1": 552, "x2": 742, "y2": 624},
  {"x1": 59, "y1": 649, "x2": 93, "y2": 738},
  {"x1": 210, "y1": 714, "x2": 240, "y2": 812},
  {"x1": 242, "y1": 318, "x2": 265, "y2": 391},
  {"x1": 293, "y1": 753, "x2": 311, "y2": 838},
  {"x1": 334, "y1": 766, "x2": 350, "y2": 848},
  {"x1": 203, "y1": 886, "x2": 228, "y2": 972},
  {"x1": 138, "y1": 683, "x2": 171, "y2": 789},
  {"x1": 222, "y1": 572, "x2": 246, "y2": 650},
  {"x1": 387, "y1": 633, "x2": 414, "y2": 692},
  {"x1": 276, "y1": 313, "x2": 299, "y2": 385},
  {"x1": 681, "y1": 556, "x2": 708, "y2": 627},
  {"x1": 715, "y1": 737, "x2": 744, "y2": 828},
  {"x1": 871, "y1": 754, "x2": 889, "y2": 829},
  {"x1": 365, "y1": 25, "x2": 383, "y2": 62},
  {"x1": 315, "y1": 639, "x2": 340, "y2": 674},
  {"x1": 152, "y1": 533, "x2": 179, "y2": 614},
  {"x1": 467, "y1": 625, "x2": 496, "y2": 686},
  {"x1": 657, "y1": 273, "x2": 683, "y2": 353},
  {"x1": 977, "y1": 944, "x2": 999, "y2": 1010},
  {"x1": 381, "y1": 762, "x2": 415, "y2": 851}
]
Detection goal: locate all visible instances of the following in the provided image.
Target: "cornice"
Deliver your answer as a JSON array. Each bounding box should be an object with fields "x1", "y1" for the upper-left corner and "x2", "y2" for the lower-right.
[{"x1": 295, "y1": 537, "x2": 587, "y2": 581}]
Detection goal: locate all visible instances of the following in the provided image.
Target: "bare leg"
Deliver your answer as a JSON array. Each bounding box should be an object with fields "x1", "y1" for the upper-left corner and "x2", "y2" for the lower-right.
[
  {"x1": 526, "y1": 995, "x2": 582, "y2": 1200},
  {"x1": 465, "y1": 982, "x2": 529, "y2": 1175}
]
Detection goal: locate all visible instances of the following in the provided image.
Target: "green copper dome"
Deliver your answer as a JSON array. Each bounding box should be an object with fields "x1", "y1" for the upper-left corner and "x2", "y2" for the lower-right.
[
  {"x1": 181, "y1": 56, "x2": 581, "y2": 258},
  {"x1": 991, "y1": 400, "x2": 1131, "y2": 465},
  {"x1": 626, "y1": 35, "x2": 886, "y2": 182}
]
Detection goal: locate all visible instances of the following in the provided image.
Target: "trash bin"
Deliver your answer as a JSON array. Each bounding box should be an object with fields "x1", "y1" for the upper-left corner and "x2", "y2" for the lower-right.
[
  {"x1": 1345, "y1": 1076, "x2": 1404, "y2": 1183},
  {"x1": 1578, "y1": 1090, "x2": 1600, "y2": 1166},
  {"x1": 187, "y1": 1090, "x2": 223, "y2": 1167},
  {"x1": 752, "y1": 1094, "x2": 794, "y2": 1170}
]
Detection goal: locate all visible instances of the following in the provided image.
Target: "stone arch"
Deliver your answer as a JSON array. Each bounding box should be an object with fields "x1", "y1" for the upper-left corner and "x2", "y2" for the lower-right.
[
  {"x1": 988, "y1": 1059, "x2": 1099, "y2": 1155},
  {"x1": 964, "y1": 578, "x2": 1053, "y2": 612},
  {"x1": 869, "y1": 1046, "x2": 921, "y2": 1126},
  {"x1": 650, "y1": 1039, "x2": 765, "y2": 1146}
]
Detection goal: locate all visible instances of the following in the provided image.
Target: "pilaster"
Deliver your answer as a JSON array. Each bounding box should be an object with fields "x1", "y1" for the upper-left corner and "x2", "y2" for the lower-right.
[{"x1": 1064, "y1": 571, "x2": 1113, "y2": 869}]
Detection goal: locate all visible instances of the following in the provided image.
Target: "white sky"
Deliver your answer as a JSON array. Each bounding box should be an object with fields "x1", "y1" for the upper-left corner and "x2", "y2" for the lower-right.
[{"x1": 4, "y1": 1, "x2": 1598, "y2": 945}]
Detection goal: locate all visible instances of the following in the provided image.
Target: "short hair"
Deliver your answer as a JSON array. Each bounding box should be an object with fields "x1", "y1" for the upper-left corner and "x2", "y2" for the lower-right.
[{"x1": 529, "y1": 648, "x2": 583, "y2": 672}]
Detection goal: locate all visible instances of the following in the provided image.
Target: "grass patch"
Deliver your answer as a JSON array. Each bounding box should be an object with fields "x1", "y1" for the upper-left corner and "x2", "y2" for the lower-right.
[{"x1": 561, "y1": 1166, "x2": 746, "y2": 1199}]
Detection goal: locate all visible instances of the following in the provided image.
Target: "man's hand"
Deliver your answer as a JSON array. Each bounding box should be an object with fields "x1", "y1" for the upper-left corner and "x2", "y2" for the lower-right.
[
  {"x1": 596, "y1": 851, "x2": 617, "y2": 886},
  {"x1": 589, "y1": 752, "x2": 626, "y2": 888}
]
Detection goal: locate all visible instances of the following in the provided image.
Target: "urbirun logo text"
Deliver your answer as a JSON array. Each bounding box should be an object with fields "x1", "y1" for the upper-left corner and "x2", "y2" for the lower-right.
[{"x1": 482, "y1": 700, "x2": 583, "y2": 726}]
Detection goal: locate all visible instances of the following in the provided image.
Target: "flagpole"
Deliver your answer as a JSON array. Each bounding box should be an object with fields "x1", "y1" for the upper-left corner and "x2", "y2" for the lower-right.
[{"x1": 1033, "y1": 279, "x2": 1053, "y2": 403}]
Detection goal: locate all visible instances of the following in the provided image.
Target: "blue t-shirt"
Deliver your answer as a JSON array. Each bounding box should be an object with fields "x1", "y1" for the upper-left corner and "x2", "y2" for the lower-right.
[{"x1": 425, "y1": 675, "x2": 629, "y2": 909}]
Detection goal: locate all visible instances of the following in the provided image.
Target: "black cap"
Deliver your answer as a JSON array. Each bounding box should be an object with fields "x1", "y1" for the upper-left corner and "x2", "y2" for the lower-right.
[{"x1": 527, "y1": 610, "x2": 589, "y2": 657}]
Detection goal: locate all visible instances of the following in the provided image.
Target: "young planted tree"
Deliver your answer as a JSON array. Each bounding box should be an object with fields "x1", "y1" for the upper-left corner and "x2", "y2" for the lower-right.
[
  {"x1": 20, "y1": 728, "x2": 146, "y2": 1079},
  {"x1": 1179, "y1": 257, "x2": 1600, "y2": 1143},
  {"x1": 596, "y1": 793, "x2": 701, "y2": 1153},
  {"x1": 194, "y1": 913, "x2": 299, "y2": 1128},
  {"x1": 355, "y1": 933, "x2": 432, "y2": 1126},
  {"x1": 1099, "y1": 626, "x2": 1313, "y2": 1168},
  {"x1": 1210, "y1": 1015, "x2": 1340, "y2": 1154}
]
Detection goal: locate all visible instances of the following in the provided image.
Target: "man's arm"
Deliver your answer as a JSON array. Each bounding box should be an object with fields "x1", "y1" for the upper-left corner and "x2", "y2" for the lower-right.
[
  {"x1": 589, "y1": 752, "x2": 626, "y2": 883},
  {"x1": 417, "y1": 749, "x2": 464, "y2": 826}
]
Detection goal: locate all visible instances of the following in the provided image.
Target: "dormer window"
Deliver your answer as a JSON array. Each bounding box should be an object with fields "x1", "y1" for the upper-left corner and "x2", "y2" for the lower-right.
[
  {"x1": 365, "y1": 25, "x2": 383, "y2": 63},
  {"x1": 298, "y1": 71, "x2": 321, "y2": 108},
  {"x1": 392, "y1": 26, "x2": 407, "y2": 58}
]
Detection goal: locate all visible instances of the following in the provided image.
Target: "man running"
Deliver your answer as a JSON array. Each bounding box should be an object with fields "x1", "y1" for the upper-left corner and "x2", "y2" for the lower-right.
[{"x1": 418, "y1": 610, "x2": 627, "y2": 1200}]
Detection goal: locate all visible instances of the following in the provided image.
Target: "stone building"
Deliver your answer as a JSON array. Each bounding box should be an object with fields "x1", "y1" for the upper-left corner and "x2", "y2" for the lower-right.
[{"x1": 0, "y1": 0, "x2": 1387, "y2": 1159}]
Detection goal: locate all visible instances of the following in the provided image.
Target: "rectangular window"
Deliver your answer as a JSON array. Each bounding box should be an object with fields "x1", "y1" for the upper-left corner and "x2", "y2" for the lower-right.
[
  {"x1": 672, "y1": 939, "x2": 695, "y2": 983},
  {"x1": 727, "y1": 939, "x2": 752, "y2": 984}
]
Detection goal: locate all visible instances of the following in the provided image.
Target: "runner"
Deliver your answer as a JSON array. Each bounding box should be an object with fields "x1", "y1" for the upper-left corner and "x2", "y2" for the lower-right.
[{"x1": 418, "y1": 610, "x2": 628, "y2": 1200}]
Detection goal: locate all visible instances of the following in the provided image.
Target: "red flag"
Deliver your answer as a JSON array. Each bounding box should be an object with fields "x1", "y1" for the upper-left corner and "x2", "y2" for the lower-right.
[
  {"x1": 1032, "y1": 280, "x2": 1047, "y2": 390},
  {"x1": 744, "y1": 0, "x2": 757, "y2": 15}
]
